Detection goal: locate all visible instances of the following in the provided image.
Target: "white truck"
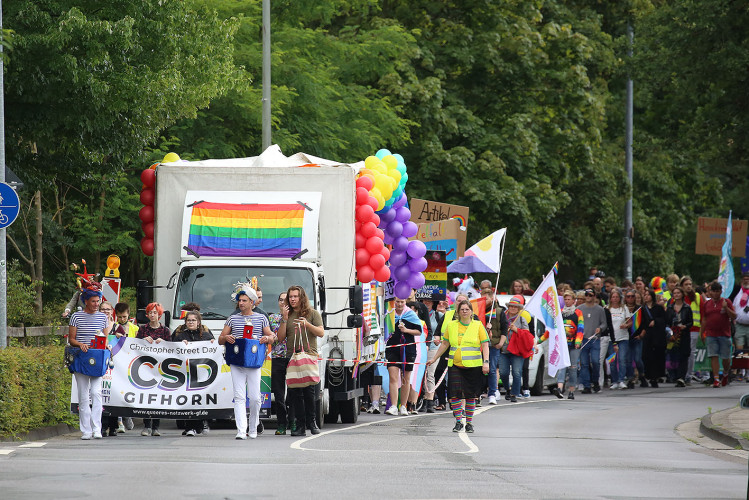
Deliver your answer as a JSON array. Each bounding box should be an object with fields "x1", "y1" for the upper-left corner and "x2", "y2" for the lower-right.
[{"x1": 137, "y1": 146, "x2": 378, "y2": 426}]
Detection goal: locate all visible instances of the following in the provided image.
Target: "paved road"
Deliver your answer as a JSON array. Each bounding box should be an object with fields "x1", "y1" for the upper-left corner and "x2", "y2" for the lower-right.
[{"x1": 1, "y1": 383, "x2": 747, "y2": 499}]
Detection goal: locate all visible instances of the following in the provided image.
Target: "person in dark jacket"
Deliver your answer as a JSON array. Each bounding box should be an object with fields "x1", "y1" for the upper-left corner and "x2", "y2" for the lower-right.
[
  {"x1": 665, "y1": 286, "x2": 694, "y2": 387},
  {"x1": 173, "y1": 310, "x2": 215, "y2": 436},
  {"x1": 486, "y1": 298, "x2": 508, "y2": 404},
  {"x1": 642, "y1": 290, "x2": 667, "y2": 387}
]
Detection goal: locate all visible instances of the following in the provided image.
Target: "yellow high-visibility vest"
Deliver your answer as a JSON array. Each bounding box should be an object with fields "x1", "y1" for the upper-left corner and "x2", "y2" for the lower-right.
[{"x1": 445, "y1": 320, "x2": 484, "y2": 368}]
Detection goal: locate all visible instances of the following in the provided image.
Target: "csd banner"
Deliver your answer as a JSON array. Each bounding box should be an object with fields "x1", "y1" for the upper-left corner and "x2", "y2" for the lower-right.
[{"x1": 105, "y1": 338, "x2": 234, "y2": 419}]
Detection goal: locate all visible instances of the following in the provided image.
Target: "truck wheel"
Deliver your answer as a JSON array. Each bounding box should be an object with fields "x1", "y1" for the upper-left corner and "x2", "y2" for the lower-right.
[
  {"x1": 531, "y1": 356, "x2": 545, "y2": 396},
  {"x1": 324, "y1": 399, "x2": 339, "y2": 424},
  {"x1": 339, "y1": 396, "x2": 359, "y2": 424}
]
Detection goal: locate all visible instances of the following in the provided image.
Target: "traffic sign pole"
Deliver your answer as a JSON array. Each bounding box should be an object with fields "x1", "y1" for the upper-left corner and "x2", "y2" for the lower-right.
[{"x1": 0, "y1": 1, "x2": 6, "y2": 349}]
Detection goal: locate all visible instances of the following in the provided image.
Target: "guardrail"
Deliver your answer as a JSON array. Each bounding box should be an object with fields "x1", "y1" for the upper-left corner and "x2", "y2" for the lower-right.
[{"x1": 7, "y1": 326, "x2": 68, "y2": 344}]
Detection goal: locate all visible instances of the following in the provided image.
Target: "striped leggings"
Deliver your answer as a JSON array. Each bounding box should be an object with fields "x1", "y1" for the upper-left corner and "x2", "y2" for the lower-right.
[{"x1": 449, "y1": 398, "x2": 477, "y2": 422}]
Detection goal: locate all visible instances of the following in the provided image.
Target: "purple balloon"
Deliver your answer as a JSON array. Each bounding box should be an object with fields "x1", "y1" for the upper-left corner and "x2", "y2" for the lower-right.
[
  {"x1": 383, "y1": 233, "x2": 393, "y2": 245},
  {"x1": 386, "y1": 220, "x2": 403, "y2": 238},
  {"x1": 394, "y1": 281, "x2": 412, "y2": 300},
  {"x1": 393, "y1": 193, "x2": 407, "y2": 209},
  {"x1": 407, "y1": 240, "x2": 427, "y2": 259},
  {"x1": 395, "y1": 206, "x2": 411, "y2": 224},
  {"x1": 401, "y1": 221, "x2": 418, "y2": 238},
  {"x1": 389, "y1": 249, "x2": 407, "y2": 267},
  {"x1": 408, "y1": 257, "x2": 428, "y2": 273},
  {"x1": 407, "y1": 272, "x2": 425, "y2": 290},
  {"x1": 393, "y1": 236, "x2": 409, "y2": 252},
  {"x1": 394, "y1": 265, "x2": 411, "y2": 282},
  {"x1": 379, "y1": 208, "x2": 396, "y2": 226}
]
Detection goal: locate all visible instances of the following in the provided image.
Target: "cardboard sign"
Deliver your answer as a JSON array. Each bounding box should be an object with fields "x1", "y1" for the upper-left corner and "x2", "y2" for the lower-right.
[
  {"x1": 409, "y1": 198, "x2": 468, "y2": 258},
  {"x1": 411, "y1": 218, "x2": 464, "y2": 261},
  {"x1": 695, "y1": 217, "x2": 748, "y2": 256},
  {"x1": 415, "y1": 251, "x2": 447, "y2": 300}
]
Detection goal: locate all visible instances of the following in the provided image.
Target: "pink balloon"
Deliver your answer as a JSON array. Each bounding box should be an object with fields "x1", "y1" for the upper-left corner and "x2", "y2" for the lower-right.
[
  {"x1": 366, "y1": 196, "x2": 378, "y2": 211},
  {"x1": 361, "y1": 222, "x2": 378, "y2": 238},
  {"x1": 356, "y1": 248, "x2": 370, "y2": 268},
  {"x1": 356, "y1": 187, "x2": 370, "y2": 206},
  {"x1": 374, "y1": 266, "x2": 391, "y2": 283},
  {"x1": 371, "y1": 213, "x2": 381, "y2": 227},
  {"x1": 355, "y1": 233, "x2": 366, "y2": 249},
  {"x1": 365, "y1": 236, "x2": 383, "y2": 255},
  {"x1": 356, "y1": 176, "x2": 374, "y2": 191},
  {"x1": 369, "y1": 253, "x2": 386, "y2": 270},
  {"x1": 356, "y1": 203, "x2": 375, "y2": 222},
  {"x1": 375, "y1": 228, "x2": 385, "y2": 240},
  {"x1": 380, "y1": 246, "x2": 390, "y2": 262},
  {"x1": 358, "y1": 265, "x2": 375, "y2": 284}
]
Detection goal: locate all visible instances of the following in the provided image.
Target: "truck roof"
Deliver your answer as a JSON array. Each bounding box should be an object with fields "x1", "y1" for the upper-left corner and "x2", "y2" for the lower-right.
[{"x1": 167, "y1": 145, "x2": 364, "y2": 171}]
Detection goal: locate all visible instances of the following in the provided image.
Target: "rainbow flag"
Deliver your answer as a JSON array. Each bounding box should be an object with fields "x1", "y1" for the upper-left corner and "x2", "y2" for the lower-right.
[
  {"x1": 187, "y1": 201, "x2": 305, "y2": 258},
  {"x1": 552, "y1": 262, "x2": 559, "y2": 275},
  {"x1": 606, "y1": 352, "x2": 616, "y2": 365},
  {"x1": 629, "y1": 307, "x2": 643, "y2": 335}
]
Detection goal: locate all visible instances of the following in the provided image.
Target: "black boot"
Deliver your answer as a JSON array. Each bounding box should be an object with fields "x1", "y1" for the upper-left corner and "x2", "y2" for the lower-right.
[
  {"x1": 426, "y1": 400, "x2": 435, "y2": 413},
  {"x1": 290, "y1": 427, "x2": 306, "y2": 437},
  {"x1": 639, "y1": 376, "x2": 648, "y2": 388},
  {"x1": 308, "y1": 420, "x2": 321, "y2": 435}
]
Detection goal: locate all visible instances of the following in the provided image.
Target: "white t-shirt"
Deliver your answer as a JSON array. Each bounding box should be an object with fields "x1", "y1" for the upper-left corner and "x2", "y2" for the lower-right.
[{"x1": 608, "y1": 306, "x2": 632, "y2": 342}]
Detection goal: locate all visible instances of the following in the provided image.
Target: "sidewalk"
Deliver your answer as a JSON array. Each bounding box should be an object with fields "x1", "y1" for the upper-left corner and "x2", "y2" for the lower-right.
[{"x1": 700, "y1": 406, "x2": 749, "y2": 450}]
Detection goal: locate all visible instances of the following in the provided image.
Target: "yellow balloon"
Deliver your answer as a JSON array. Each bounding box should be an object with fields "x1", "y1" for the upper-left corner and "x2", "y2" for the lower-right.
[
  {"x1": 364, "y1": 156, "x2": 382, "y2": 170},
  {"x1": 382, "y1": 155, "x2": 398, "y2": 170},
  {"x1": 370, "y1": 186, "x2": 383, "y2": 202},
  {"x1": 389, "y1": 169, "x2": 402, "y2": 185},
  {"x1": 162, "y1": 152, "x2": 180, "y2": 163},
  {"x1": 375, "y1": 164, "x2": 388, "y2": 175}
]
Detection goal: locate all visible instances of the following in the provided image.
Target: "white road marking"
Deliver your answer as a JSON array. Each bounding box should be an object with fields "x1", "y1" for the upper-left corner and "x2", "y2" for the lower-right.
[
  {"x1": 291, "y1": 398, "x2": 556, "y2": 454},
  {"x1": 0, "y1": 449, "x2": 15, "y2": 455},
  {"x1": 19, "y1": 442, "x2": 46, "y2": 448}
]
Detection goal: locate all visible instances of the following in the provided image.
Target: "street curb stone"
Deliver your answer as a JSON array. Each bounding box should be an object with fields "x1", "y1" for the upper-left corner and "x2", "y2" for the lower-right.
[
  {"x1": 699, "y1": 409, "x2": 749, "y2": 450},
  {"x1": 0, "y1": 423, "x2": 76, "y2": 443}
]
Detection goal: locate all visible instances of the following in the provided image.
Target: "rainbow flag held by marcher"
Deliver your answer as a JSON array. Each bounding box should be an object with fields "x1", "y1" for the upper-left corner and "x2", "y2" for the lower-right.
[
  {"x1": 606, "y1": 352, "x2": 616, "y2": 365},
  {"x1": 628, "y1": 307, "x2": 643, "y2": 335}
]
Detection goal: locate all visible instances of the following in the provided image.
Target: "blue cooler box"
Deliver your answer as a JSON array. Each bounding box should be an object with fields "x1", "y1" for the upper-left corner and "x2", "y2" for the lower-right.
[
  {"x1": 224, "y1": 338, "x2": 266, "y2": 368},
  {"x1": 71, "y1": 348, "x2": 111, "y2": 377}
]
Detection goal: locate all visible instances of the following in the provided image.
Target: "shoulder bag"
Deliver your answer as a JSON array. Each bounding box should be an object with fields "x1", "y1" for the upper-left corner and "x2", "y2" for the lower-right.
[{"x1": 286, "y1": 323, "x2": 320, "y2": 388}]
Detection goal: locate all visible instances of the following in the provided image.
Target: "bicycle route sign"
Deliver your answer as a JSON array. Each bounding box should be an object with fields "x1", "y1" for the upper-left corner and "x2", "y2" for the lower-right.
[{"x1": 0, "y1": 182, "x2": 20, "y2": 229}]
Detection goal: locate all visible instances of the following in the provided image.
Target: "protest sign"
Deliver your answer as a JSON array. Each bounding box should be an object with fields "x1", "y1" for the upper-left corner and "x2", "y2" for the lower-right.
[{"x1": 415, "y1": 250, "x2": 447, "y2": 300}]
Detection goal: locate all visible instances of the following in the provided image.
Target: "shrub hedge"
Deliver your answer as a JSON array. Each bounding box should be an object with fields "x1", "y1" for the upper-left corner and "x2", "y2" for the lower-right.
[{"x1": 0, "y1": 345, "x2": 77, "y2": 437}]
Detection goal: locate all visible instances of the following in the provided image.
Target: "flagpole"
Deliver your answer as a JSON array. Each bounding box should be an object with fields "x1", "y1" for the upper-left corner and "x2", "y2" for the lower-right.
[{"x1": 488, "y1": 230, "x2": 506, "y2": 320}]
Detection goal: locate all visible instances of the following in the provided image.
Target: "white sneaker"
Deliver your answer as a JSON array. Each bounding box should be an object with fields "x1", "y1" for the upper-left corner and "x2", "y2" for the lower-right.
[
  {"x1": 619, "y1": 382, "x2": 627, "y2": 390},
  {"x1": 399, "y1": 405, "x2": 408, "y2": 416},
  {"x1": 141, "y1": 428, "x2": 151, "y2": 436},
  {"x1": 81, "y1": 433, "x2": 92, "y2": 440},
  {"x1": 125, "y1": 418, "x2": 135, "y2": 430},
  {"x1": 93, "y1": 432, "x2": 102, "y2": 439},
  {"x1": 248, "y1": 431, "x2": 258, "y2": 439},
  {"x1": 185, "y1": 429, "x2": 196, "y2": 437},
  {"x1": 522, "y1": 390, "x2": 530, "y2": 398},
  {"x1": 488, "y1": 395, "x2": 497, "y2": 405},
  {"x1": 151, "y1": 429, "x2": 161, "y2": 437},
  {"x1": 235, "y1": 432, "x2": 247, "y2": 440},
  {"x1": 384, "y1": 406, "x2": 399, "y2": 416},
  {"x1": 116, "y1": 422, "x2": 126, "y2": 433}
]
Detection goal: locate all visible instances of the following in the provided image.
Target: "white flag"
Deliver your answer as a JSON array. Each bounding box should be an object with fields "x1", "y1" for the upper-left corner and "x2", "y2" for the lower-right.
[{"x1": 523, "y1": 269, "x2": 570, "y2": 377}]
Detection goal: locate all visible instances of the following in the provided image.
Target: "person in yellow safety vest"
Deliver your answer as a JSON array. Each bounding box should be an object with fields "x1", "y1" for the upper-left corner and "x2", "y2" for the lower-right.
[
  {"x1": 680, "y1": 276, "x2": 702, "y2": 383},
  {"x1": 427, "y1": 299, "x2": 489, "y2": 434},
  {"x1": 662, "y1": 273, "x2": 680, "y2": 304}
]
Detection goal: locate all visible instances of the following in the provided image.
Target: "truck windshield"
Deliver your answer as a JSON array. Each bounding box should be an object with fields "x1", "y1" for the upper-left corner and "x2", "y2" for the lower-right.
[{"x1": 175, "y1": 266, "x2": 316, "y2": 318}]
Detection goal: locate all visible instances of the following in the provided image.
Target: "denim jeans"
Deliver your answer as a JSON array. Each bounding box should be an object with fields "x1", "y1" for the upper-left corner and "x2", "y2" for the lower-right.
[
  {"x1": 616, "y1": 339, "x2": 630, "y2": 383},
  {"x1": 580, "y1": 337, "x2": 600, "y2": 389},
  {"x1": 498, "y1": 350, "x2": 523, "y2": 396},
  {"x1": 488, "y1": 346, "x2": 501, "y2": 397},
  {"x1": 557, "y1": 347, "x2": 581, "y2": 388}
]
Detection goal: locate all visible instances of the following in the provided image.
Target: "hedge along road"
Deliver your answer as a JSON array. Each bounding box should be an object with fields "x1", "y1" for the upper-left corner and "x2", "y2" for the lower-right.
[{"x1": 0, "y1": 384, "x2": 746, "y2": 499}]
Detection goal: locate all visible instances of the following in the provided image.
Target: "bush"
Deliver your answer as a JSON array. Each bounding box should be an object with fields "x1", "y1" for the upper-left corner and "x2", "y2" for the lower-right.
[
  {"x1": 7, "y1": 259, "x2": 43, "y2": 326},
  {"x1": 0, "y1": 346, "x2": 77, "y2": 437}
]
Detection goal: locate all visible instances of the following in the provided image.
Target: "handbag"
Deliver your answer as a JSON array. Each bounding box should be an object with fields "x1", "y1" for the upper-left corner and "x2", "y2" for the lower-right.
[
  {"x1": 70, "y1": 348, "x2": 112, "y2": 377},
  {"x1": 286, "y1": 323, "x2": 320, "y2": 389},
  {"x1": 224, "y1": 338, "x2": 267, "y2": 368}
]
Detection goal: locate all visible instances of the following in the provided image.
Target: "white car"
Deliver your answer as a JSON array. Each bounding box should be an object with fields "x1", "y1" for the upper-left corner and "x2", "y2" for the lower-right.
[{"x1": 492, "y1": 295, "x2": 558, "y2": 396}]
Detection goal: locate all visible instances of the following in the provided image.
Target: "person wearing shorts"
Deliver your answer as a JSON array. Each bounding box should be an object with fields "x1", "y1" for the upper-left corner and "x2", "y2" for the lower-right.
[
  {"x1": 732, "y1": 273, "x2": 749, "y2": 351},
  {"x1": 383, "y1": 297, "x2": 422, "y2": 416},
  {"x1": 700, "y1": 281, "x2": 736, "y2": 387}
]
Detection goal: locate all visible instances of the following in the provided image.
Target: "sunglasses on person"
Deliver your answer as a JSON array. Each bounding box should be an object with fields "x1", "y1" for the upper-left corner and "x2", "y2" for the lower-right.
[{"x1": 585, "y1": 290, "x2": 595, "y2": 297}]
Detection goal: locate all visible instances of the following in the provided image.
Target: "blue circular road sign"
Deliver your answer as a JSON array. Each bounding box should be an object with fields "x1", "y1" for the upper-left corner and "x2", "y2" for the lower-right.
[{"x1": 0, "y1": 182, "x2": 20, "y2": 229}]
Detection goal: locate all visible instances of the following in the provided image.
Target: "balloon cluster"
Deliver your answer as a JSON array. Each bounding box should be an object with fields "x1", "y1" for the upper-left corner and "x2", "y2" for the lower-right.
[
  {"x1": 360, "y1": 149, "x2": 408, "y2": 211},
  {"x1": 139, "y1": 152, "x2": 180, "y2": 256},
  {"x1": 355, "y1": 175, "x2": 390, "y2": 284}
]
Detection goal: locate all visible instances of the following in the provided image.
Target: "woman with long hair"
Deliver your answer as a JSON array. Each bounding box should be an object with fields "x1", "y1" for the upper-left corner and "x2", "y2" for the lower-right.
[
  {"x1": 174, "y1": 311, "x2": 215, "y2": 436},
  {"x1": 427, "y1": 299, "x2": 489, "y2": 433},
  {"x1": 642, "y1": 290, "x2": 667, "y2": 387},
  {"x1": 277, "y1": 285, "x2": 325, "y2": 437},
  {"x1": 666, "y1": 286, "x2": 693, "y2": 387}
]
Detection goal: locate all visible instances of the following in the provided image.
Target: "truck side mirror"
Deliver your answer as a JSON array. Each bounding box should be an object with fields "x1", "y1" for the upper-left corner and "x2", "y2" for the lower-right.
[
  {"x1": 347, "y1": 315, "x2": 363, "y2": 328},
  {"x1": 135, "y1": 280, "x2": 151, "y2": 326},
  {"x1": 349, "y1": 285, "x2": 363, "y2": 314}
]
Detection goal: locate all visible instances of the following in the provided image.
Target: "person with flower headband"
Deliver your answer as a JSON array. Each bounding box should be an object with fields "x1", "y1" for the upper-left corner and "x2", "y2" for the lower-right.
[
  {"x1": 219, "y1": 282, "x2": 276, "y2": 440},
  {"x1": 68, "y1": 287, "x2": 112, "y2": 440}
]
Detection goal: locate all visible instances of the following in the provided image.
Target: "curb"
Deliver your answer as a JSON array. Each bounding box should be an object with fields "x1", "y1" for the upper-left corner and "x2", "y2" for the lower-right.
[
  {"x1": 0, "y1": 423, "x2": 77, "y2": 443},
  {"x1": 699, "y1": 410, "x2": 749, "y2": 450}
]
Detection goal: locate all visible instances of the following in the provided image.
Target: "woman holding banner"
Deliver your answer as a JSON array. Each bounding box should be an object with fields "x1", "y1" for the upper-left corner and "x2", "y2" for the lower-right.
[
  {"x1": 174, "y1": 311, "x2": 215, "y2": 436},
  {"x1": 427, "y1": 299, "x2": 489, "y2": 433},
  {"x1": 68, "y1": 289, "x2": 112, "y2": 440},
  {"x1": 219, "y1": 284, "x2": 275, "y2": 440}
]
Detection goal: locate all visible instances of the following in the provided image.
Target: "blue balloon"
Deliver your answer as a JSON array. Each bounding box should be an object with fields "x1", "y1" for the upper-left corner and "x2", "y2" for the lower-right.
[{"x1": 375, "y1": 149, "x2": 392, "y2": 160}]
